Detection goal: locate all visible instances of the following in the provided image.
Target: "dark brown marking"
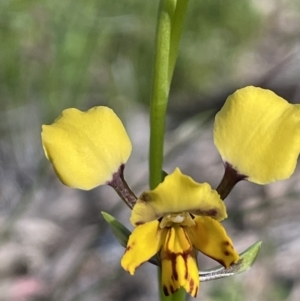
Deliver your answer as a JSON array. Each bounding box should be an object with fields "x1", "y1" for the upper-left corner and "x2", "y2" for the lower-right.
[
  {"x1": 194, "y1": 286, "x2": 199, "y2": 297},
  {"x1": 189, "y1": 278, "x2": 194, "y2": 294},
  {"x1": 223, "y1": 241, "x2": 233, "y2": 248},
  {"x1": 135, "y1": 221, "x2": 145, "y2": 226},
  {"x1": 163, "y1": 228, "x2": 195, "y2": 290},
  {"x1": 193, "y1": 208, "x2": 218, "y2": 217},
  {"x1": 107, "y1": 164, "x2": 137, "y2": 208},
  {"x1": 140, "y1": 193, "x2": 151, "y2": 203},
  {"x1": 170, "y1": 285, "x2": 175, "y2": 294},
  {"x1": 172, "y1": 255, "x2": 178, "y2": 281},
  {"x1": 216, "y1": 162, "x2": 247, "y2": 200},
  {"x1": 224, "y1": 251, "x2": 230, "y2": 256},
  {"x1": 163, "y1": 285, "x2": 169, "y2": 296},
  {"x1": 184, "y1": 254, "x2": 189, "y2": 280}
]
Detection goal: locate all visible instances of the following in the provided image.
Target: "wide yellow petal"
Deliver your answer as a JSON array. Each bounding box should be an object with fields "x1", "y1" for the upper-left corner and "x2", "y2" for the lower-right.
[
  {"x1": 121, "y1": 220, "x2": 163, "y2": 275},
  {"x1": 214, "y1": 86, "x2": 300, "y2": 184},
  {"x1": 161, "y1": 227, "x2": 199, "y2": 297},
  {"x1": 186, "y1": 216, "x2": 239, "y2": 268},
  {"x1": 130, "y1": 168, "x2": 227, "y2": 226},
  {"x1": 42, "y1": 106, "x2": 132, "y2": 190}
]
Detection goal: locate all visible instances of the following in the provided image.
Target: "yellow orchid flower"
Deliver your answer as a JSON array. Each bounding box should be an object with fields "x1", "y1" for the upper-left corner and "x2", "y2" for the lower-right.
[
  {"x1": 40, "y1": 86, "x2": 299, "y2": 298},
  {"x1": 41, "y1": 106, "x2": 132, "y2": 190},
  {"x1": 121, "y1": 168, "x2": 239, "y2": 297},
  {"x1": 214, "y1": 86, "x2": 300, "y2": 184}
]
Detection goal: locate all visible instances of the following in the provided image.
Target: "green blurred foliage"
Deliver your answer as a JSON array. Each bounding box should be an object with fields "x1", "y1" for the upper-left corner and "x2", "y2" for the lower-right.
[
  {"x1": 0, "y1": 0, "x2": 261, "y2": 119},
  {"x1": 174, "y1": 0, "x2": 261, "y2": 95}
]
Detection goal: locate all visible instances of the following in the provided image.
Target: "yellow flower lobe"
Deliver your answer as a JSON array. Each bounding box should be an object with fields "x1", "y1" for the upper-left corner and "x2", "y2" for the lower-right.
[
  {"x1": 42, "y1": 106, "x2": 132, "y2": 190},
  {"x1": 214, "y1": 86, "x2": 300, "y2": 184},
  {"x1": 131, "y1": 168, "x2": 227, "y2": 226},
  {"x1": 161, "y1": 227, "x2": 199, "y2": 297}
]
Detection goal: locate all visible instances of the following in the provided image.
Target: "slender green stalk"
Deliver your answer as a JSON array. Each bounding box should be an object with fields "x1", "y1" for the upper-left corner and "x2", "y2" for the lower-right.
[
  {"x1": 149, "y1": 0, "x2": 189, "y2": 190},
  {"x1": 149, "y1": 1, "x2": 190, "y2": 300},
  {"x1": 149, "y1": 0, "x2": 176, "y2": 190},
  {"x1": 168, "y1": 0, "x2": 189, "y2": 85}
]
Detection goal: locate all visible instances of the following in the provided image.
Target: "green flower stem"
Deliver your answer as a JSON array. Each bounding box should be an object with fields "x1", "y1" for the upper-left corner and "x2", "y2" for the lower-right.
[
  {"x1": 168, "y1": 0, "x2": 189, "y2": 85},
  {"x1": 149, "y1": 0, "x2": 189, "y2": 190},
  {"x1": 149, "y1": 1, "x2": 189, "y2": 301},
  {"x1": 149, "y1": 0, "x2": 176, "y2": 190}
]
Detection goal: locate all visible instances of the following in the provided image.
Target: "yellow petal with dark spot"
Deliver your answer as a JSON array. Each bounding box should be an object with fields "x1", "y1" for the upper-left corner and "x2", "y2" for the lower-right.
[
  {"x1": 42, "y1": 106, "x2": 132, "y2": 190},
  {"x1": 131, "y1": 168, "x2": 227, "y2": 226},
  {"x1": 186, "y1": 216, "x2": 239, "y2": 268},
  {"x1": 161, "y1": 227, "x2": 199, "y2": 297},
  {"x1": 121, "y1": 220, "x2": 164, "y2": 275},
  {"x1": 214, "y1": 86, "x2": 300, "y2": 184}
]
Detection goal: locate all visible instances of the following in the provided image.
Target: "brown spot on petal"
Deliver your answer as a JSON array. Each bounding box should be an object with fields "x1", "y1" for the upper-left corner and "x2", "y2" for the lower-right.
[
  {"x1": 206, "y1": 209, "x2": 217, "y2": 216},
  {"x1": 189, "y1": 278, "x2": 194, "y2": 294},
  {"x1": 140, "y1": 193, "x2": 151, "y2": 203},
  {"x1": 126, "y1": 242, "x2": 135, "y2": 251},
  {"x1": 170, "y1": 285, "x2": 175, "y2": 294},
  {"x1": 224, "y1": 251, "x2": 230, "y2": 256},
  {"x1": 223, "y1": 241, "x2": 234, "y2": 249},
  {"x1": 163, "y1": 285, "x2": 169, "y2": 296},
  {"x1": 194, "y1": 286, "x2": 199, "y2": 297},
  {"x1": 172, "y1": 255, "x2": 178, "y2": 281},
  {"x1": 184, "y1": 256, "x2": 189, "y2": 280},
  {"x1": 135, "y1": 221, "x2": 145, "y2": 226},
  {"x1": 193, "y1": 208, "x2": 218, "y2": 217}
]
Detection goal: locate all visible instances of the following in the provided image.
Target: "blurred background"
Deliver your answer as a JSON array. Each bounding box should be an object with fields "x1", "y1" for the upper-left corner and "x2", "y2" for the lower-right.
[{"x1": 1, "y1": 0, "x2": 300, "y2": 300}]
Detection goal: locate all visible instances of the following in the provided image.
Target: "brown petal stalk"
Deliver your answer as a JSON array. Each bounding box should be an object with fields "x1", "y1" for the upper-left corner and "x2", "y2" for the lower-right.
[
  {"x1": 217, "y1": 162, "x2": 247, "y2": 200},
  {"x1": 108, "y1": 165, "x2": 137, "y2": 209}
]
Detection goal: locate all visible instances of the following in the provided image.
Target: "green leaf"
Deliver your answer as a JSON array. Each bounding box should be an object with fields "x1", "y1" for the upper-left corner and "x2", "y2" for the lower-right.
[
  {"x1": 101, "y1": 211, "x2": 131, "y2": 248},
  {"x1": 199, "y1": 241, "x2": 262, "y2": 281}
]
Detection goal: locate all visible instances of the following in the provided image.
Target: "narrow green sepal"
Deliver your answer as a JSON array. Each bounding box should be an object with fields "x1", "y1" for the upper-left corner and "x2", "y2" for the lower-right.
[
  {"x1": 101, "y1": 211, "x2": 131, "y2": 248},
  {"x1": 199, "y1": 241, "x2": 262, "y2": 281}
]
